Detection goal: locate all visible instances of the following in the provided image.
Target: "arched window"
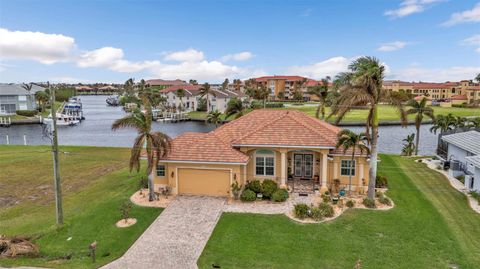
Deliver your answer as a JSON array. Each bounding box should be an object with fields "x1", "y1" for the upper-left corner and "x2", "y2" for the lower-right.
[{"x1": 255, "y1": 150, "x2": 275, "y2": 176}]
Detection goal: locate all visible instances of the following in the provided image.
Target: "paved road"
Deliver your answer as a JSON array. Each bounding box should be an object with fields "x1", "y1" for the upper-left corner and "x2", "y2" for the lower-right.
[{"x1": 102, "y1": 196, "x2": 226, "y2": 269}]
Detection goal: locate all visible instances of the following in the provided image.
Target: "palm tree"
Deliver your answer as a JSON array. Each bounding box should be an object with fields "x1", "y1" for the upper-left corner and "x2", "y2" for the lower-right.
[
  {"x1": 233, "y1": 79, "x2": 242, "y2": 91},
  {"x1": 475, "y1": 73, "x2": 480, "y2": 83},
  {"x1": 429, "y1": 114, "x2": 456, "y2": 134},
  {"x1": 111, "y1": 97, "x2": 171, "y2": 201},
  {"x1": 176, "y1": 89, "x2": 186, "y2": 111},
  {"x1": 335, "y1": 129, "x2": 370, "y2": 196},
  {"x1": 225, "y1": 97, "x2": 247, "y2": 119},
  {"x1": 206, "y1": 110, "x2": 222, "y2": 127},
  {"x1": 222, "y1": 78, "x2": 229, "y2": 90},
  {"x1": 453, "y1": 116, "x2": 467, "y2": 129},
  {"x1": 22, "y1": 83, "x2": 33, "y2": 109},
  {"x1": 35, "y1": 91, "x2": 50, "y2": 112},
  {"x1": 329, "y1": 56, "x2": 406, "y2": 199},
  {"x1": 401, "y1": 133, "x2": 416, "y2": 156},
  {"x1": 124, "y1": 78, "x2": 135, "y2": 96},
  {"x1": 308, "y1": 76, "x2": 331, "y2": 119},
  {"x1": 406, "y1": 97, "x2": 435, "y2": 155},
  {"x1": 467, "y1": 117, "x2": 480, "y2": 129},
  {"x1": 199, "y1": 83, "x2": 215, "y2": 112},
  {"x1": 257, "y1": 84, "x2": 270, "y2": 108}
]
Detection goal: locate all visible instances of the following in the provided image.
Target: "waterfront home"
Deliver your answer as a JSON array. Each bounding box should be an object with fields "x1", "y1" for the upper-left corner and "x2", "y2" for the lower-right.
[
  {"x1": 465, "y1": 155, "x2": 480, "y2": 192},
  {"x1": 0, "y1": 83, "x2": 44, "y2": 114},
  {"x1": 441, "y1": 131, "x2": 480, "y2": 181},
  {"x1": 152, "y1": 110, "x2": 370, "y2": 197}
]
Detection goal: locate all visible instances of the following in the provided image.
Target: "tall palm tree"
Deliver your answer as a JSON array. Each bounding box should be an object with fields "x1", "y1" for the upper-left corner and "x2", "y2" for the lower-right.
[
  {"x1": 257, "y1": 84, "x2": 270, "y2": 108},
  {"x1": 111, "y1": 97, "x2": 171, "y2": 201},
  {"x1": 233, "y1": 79, "x2": 242, "y2": 91},
  {"x1": 225, "y1": 97, "x2": 247, "y2": 119},
  {"x1": 453, "y1": 116, "x2": 467, "y2": 129},
  {"x1": 308, "y1": 76, "x2": 331, "y2": 119},
  {"x1": 35, "y1": 91, "x2": 50, "y2": 112},
  {"x1": 176, "y1": 89, "x2": 186, "y2": 111},
  {"x1": 429, "y1": 113, "x2": 456, "y2": 134},
  {"x1": 206, "y1": 110, "x2": 222, "y2": 127},
  {"x1": 22, "y1": 83, "x2": 33, "y2": 108},
  {"x1": 401, "y1": 133, "x2": 416, "y2": 156},
  {"x1": 199, "y1": 83, "x2": 215, "y2": 112},
  {"x1": 335, "y1": 129, "x2": 370, "y2": 196},
  {"x1": 329, "y1": 56, "x2": 406, "y2": 199},
  {"x1": 124, "y1": 78, "x2": 135, "y2": 96},
  {"x1": 406, "y1": 97, "x2": 435, "y2": 155}
]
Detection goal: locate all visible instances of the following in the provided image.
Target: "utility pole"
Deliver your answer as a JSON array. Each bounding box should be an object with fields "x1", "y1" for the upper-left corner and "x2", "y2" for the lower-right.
[{"x1": 50, "y1": 83, "x2": 63, "y2": 225}]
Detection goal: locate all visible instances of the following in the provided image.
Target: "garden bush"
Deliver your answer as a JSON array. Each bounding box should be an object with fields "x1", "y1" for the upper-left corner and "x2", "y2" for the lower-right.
[
  {"x1": 346, "y1": 200, "x2": 355, "y2": 208},
  {"x1": 245, "y1": 180, "x2": 262, "y2": 194},
  {"x1": 294, "y1": 203, "x2": 310, "y2": 219},
  {"x1": 138, "y1": 176, "x2": 148, "y2": 189},
  {"x1": 261, "y1": 179, "x2": 278, "y2": 198},
  {"x1": 379, "y1": 196, "x2": 392, "y2": 206},
  {"x1": 321, "y1": 193, "x2": 330, "y2": 203},
  {"x1": 240, "y1": 189, "x2": 256, "y2": 202},
  {"x1": 363, "y1": 198, "x2": 376, "y2": 208},
  {"x1": 16, "y1": 110, "x2": 37, "y2": 117},
  {"x1": 310, "y1": 207, "x2": 323, "y2": 221},
  {"x1": 375, "y1": 175, "x2": 388, "y2": 188},
  {"x1": 318, "y1": 202, "x2": 334, "y2": 218},
  {"x1": 455, "y1": 175, "x2": 465, "y2": 184},
  {"x1": 272, "y1": 189, "x2": 289, "y2": 202}
]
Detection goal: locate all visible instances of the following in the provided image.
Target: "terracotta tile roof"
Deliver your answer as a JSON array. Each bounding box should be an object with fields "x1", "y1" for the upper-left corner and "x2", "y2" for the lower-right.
[
  {"x1": 414, "y1": 95, "x2": 432, "y2": 101},
  {"x1": 254, "y1": 75, "x2": 307, "y2": 82},
  {"x1": 160, "y1": 85, "x2": 202, "y2": 95},
  {"x1": 214, "y1": 110, "x2": 340, "y2": 148},
  {"x1": 146, "y1": 79, "x2": 188, "y2": 86},
  {"x1": 451, "y1": 94, "x2": 468, "y2": 100},
  {"x1": 331, "y1": 146, "x2": 369, "y2": 156},
  {"x1": 160, "y1": 132, "x2": 249, "y2": 164}
]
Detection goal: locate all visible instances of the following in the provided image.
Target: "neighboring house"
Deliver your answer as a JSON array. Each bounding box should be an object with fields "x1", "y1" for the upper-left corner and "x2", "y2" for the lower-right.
[
  {"x1": 441, "y1": 131, "x2": 480, "y2": 182},
  {"x1": 151, "y1": 110, "x2": 370, "y2": 197},
  {"x1": 465, "y1": 155, "x2": 480, "y2": 192},
  {"x1": 0, "y1": 83, "x2": 44, "y2": 114},
  {"x1": 146, "y1": 79, "x2": 189, "y2": 90},
  {"x1": 208, "y1": 89, "x2": 247, "y2": 113}
]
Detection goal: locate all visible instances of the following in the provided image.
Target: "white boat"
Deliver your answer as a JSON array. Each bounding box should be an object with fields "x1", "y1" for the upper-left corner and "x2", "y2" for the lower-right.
[{"x1": 43, "y1": 113, "x2": 80, "y2": 126}]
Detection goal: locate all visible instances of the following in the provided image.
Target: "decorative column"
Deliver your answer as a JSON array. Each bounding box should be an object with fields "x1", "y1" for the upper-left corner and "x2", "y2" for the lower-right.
[
  {"x1": 333, "y1": 160, "x2": 338, "y2": 179},
  {"x1": 320, "y1": 153, "x2": 328, "y2": 193},
  {"x1": 280, "y1": 151, "x2": 286, "y2": 188},
  {"x1": 358, "y1": 161, "x2": 364, "y2": 193}
]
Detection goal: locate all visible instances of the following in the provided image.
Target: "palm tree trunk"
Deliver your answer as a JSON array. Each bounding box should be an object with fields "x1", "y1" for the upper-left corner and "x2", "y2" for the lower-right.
[
  {"x1": 415, "y1": 126, "x2": 420, "y2": 155},
  {"x1": 321, "y1": 102, "x2": 325, "y2": 120},
  {"x1": 367, "y1": 105, "x2": 378, "y2": 199},
  {"x1": 315, "y1": 105, "x2": 320, "y2": 119},
  {"x1": 263, "y1": 98, "x2": 266, "y2": 109},
  {"x1": 349, "y1": 150, "x2": 355, "y2": 197},
  {"x1": 206, "y1": 95, "x2": 210, "y2": 113},
  {"x1": 148, "y1": 173, "x2": 155, "y2": 201}
]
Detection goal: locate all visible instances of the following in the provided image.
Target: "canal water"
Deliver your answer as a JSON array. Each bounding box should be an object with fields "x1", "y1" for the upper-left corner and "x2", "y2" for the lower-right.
[{"x1": 0, "y1": 96, "x2": 438, "y2": 155}]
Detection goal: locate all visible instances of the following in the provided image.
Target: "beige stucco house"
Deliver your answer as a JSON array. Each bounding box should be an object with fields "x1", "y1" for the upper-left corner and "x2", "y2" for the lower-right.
[{"x1": 152, "y1": 110, "x2": 370, "y2": 197}]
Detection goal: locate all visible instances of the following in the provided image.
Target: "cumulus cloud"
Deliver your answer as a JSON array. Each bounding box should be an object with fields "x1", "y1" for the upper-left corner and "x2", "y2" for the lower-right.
[
  {"x1": 288, "y1": 56, "x2": 355, "y2": 79},
  {"x1": 377, "y1": 41, "x2": 408, "y2": 52},
  {"x1": 50, "y1": 76, "x2": 92, "y2": 83},
  {"x1": 163, "y1": 48, "x2": 204, "y2": 62},
  {"x1": 221, "y1": 51, "x2": 253, "y2": 62},
  {"x1": 149, "y1": 60, "x2": 245, "y2": 82},
  {"x1": 389, "y1": 65, "x2": 480, "y2": 82},
  {"x1": 442, "y1": 3, "x2": 480, "y2": 26},
  {"x1": 384, "y1": 0, "x2": 443, "y2": 18},
  {"x1": 460, "y1": 34, "x2": 480, "y2": 53},
  {"x1": 0, "y1": 28, "x2": 75, "y2": 64}
]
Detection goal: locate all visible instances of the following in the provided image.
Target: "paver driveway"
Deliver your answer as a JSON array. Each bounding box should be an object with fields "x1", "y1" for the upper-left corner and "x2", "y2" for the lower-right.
[{"x1": 103, "y1": 196, "x2": 225, "y2": 269}]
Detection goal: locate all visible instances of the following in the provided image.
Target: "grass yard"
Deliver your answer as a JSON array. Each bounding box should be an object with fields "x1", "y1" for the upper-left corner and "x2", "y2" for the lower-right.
[
  {"x1": 0, "y1": 145, "x2": 161, "y2": 269},
  {"x1": 189, "y1": 105, "x2": 480, "y2": 123},
  {"x1": 198, "y1": 155, "x2": 480, "y2": 269}
]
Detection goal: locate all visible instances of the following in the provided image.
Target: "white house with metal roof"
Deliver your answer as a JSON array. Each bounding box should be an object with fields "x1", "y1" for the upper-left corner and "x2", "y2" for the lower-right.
[
  {"x1": 441, "y1": 130, "x2": 480, "y2": 192},
  {"x1": 0, "y1": 83, "x2": 45, "y2": 114}
]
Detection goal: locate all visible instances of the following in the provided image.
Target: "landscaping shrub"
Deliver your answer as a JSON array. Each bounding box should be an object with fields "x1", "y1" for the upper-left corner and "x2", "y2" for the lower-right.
[
  {"x1": 272, "y1": 188, "x2": 289, "y2": 202},
  {"x1": 363, "y1": 198, "x2": 376, "y2": 208},
  {"x1": 469, "y1": 191, "x2": 480, "y2": 204},
  {"x1": 294, "y1": 203, "x2": 310, "y2": 219},
  {"x1": 261, "y1": 179, "x2": 278, "y2": 198},
  {"x1": 231, "y1": 181, "x2": 242, "y2": 200},
  {"x1": 379, "y1": 196, "x2": 392, "y2": 206},
  {"x1": 250, "y1": 100, "x2": 284, "y2": 109},
  {"x1": 240, "y1": 189, "x2": 256, "y2": 202},
  {"x1": 138, "y1": 176, "x2": 148, "y2": 189},
  {"x1": 455, "y1": 175, "x2": 465, "y2": 184},
  {"x1": 318, "y1": 202, "x2": 334, "y2": 218},
  {"x1": 375, "y1": 191, "x2": 384, "y2": 198},
  {"x1": 321, "y1": 193, "x2": 330, "y2": 203},
  {"x1": 119, "y1": 201, "x2": 133, "y2": 222},
  {"x1": 245, "y1": 180, "x2": 262, "y2": 194},
  {"x1": 310, "y1": 207, "x2": 323, "y2": 221},
  {"x1": 375, "y1": 175, "x2": 388, "y2": 188},
  {"x1": 16, "y1": 110, "x2": 37, "y2": 117},
  {"x1": 346, "y1": 200, "x2": 355, "y2": 208}
]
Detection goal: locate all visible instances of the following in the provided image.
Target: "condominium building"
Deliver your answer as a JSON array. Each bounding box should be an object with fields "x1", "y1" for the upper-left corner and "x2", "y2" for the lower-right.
[{"x1": 251, "y1": 75, "x2": 330, "y2": 101}]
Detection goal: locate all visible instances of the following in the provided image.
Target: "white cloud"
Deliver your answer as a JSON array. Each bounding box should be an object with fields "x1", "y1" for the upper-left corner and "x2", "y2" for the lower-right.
[
  {"x1": 389, "y1": 65, "x2": 480, "y2": 82},
  {"x1": 460, "y1": 34, "x2": 480, "y2": 53},
  {"x1": 288, "y1": 56, "x2": 355, "y2": 79},
  {"x1": 50, "y1": 76, "x2": 91, "y2": 84},
  {"x1": 384, "y1": 0, "x2": 443, "y2": 18},
  {"x1": 221, "y1": 51, "x2": 253, "y2": 62},
  {"x1": 302, "y1": 8, "x2": 313, "y2": 17},
  {"x1": 377, "y1": 41, "x2": 408, "y2": 52},
  {"x1": 442, "y1": 3, "x2": 480, "y2": 26},
  {"x1": 163, "y1": 48, "x2": 204, "y2": 62},
  {"x1": 0, "y1": 28, "x2": 76, "y2": 64}
]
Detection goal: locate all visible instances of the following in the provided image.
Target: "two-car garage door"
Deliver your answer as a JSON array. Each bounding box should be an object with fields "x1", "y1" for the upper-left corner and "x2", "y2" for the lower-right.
[{"x1": 177, "y1": 168, "x2": 231, "y2": 197}]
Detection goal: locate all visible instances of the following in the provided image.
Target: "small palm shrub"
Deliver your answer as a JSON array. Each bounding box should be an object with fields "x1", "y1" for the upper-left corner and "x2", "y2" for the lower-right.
[
  {"x1": 120, "y1": 201, "x2": 133, "y2": 223},
  {"x1": 379, "y1": 196, "x2": 392, "y2": 206},
  {"x1": 310, "y1": 207, "x2": 323, "y2": 221},
  {"x1": 362, "y1": 198, "x2": 376, "y2": 208},
  {"x1": 375, "y1": 175, "x2": 388, "y2": 188},
  {"x1": 240, "y1": 189, "x2": 256, "y2": 202},
  {"x1": 294, "y1": 203, "x2": 310, "y2": 219},
  {"x1": 346, "y1": 200, "x2": 355, "y2": 208},
  {"x1": 231, "y1": 181, "x2": 242, "y2": 200},
  {"x1": 16, "y1": 110, "x2": 38, "y2": 117},
  {"x1": 261, "y1": 179, "x2": 278, "y2": 199},
  {"x1": 245, "y1": 180, "x2": 262, "y2": 194},
  {"x1": 318, "y1": 202, "x2": 334, "y2": 218},
  {"x1": 272, "y1": 189, "x2": 289, "y2": 202},
  {"x1": 321, "y1": 193, "x2": 330, "y2": 203}
]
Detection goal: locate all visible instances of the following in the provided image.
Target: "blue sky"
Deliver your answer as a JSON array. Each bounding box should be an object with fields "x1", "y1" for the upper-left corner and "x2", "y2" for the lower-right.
[{"x1": 0, "y1": 0, "x2": 479, "y2": 83}]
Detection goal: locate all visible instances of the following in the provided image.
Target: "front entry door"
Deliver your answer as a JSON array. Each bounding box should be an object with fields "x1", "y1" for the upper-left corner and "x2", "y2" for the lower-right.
[{"x1": 294, "y1": 154, "x2": 314, "y2": 179}]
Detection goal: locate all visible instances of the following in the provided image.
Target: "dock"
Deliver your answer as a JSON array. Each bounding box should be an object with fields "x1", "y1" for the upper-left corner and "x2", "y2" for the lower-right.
[{"x1": 152, "y1": 110, "x2": 190, "y2": 123}]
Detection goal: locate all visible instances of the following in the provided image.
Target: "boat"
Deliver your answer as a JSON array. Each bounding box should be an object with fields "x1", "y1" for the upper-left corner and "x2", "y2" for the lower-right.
[
  {"x1": 106, "y1": 95, "x2": 120, "y2": 106},
  {"x1": 43, "y1": 113, "x2": 80, "y2": 126},
  {"x1": 63, "y1": 97, "x2": 84, "y2": 120}
]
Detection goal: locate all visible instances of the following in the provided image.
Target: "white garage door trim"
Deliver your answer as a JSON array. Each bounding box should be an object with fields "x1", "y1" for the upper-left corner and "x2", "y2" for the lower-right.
[{"x1": 175, "y1": 166, "x2": 232, "y2": 196}]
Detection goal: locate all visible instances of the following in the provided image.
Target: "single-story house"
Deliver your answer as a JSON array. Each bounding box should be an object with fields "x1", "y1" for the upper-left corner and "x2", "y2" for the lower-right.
[
  {"x1": 465, "y1": 155, "x2": 480, "y2": 192},
  {"x1": 441, "y1": 130, "x2": 480, "y2": 178},
  {"x1": 152, "y1": 110, "x2": 370, "y2": 197},
  {"x1": 0, "y1": 83, "x2": 44, "y2": 114}
]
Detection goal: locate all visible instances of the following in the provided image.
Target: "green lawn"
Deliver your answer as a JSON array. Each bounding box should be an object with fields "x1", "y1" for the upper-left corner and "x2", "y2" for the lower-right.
[
  {"x1": 198, "y1": 155, "x2": 480, "y2": 269},
  {"x1": 189, "y1": 105, "x2": 480, "y2": 123},
  {"x1": 0, "y1": 145, "x2": 161, "y2": 269}
]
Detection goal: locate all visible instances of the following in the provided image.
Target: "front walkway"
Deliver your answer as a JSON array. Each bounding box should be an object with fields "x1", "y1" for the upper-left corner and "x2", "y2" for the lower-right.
[{"x1": 102, "y1": 196, "x2": 225, "y2": 269}]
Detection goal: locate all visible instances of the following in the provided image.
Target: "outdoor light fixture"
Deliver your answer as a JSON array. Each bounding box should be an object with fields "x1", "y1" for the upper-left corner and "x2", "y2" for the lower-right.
[
  {"x1": 233, "y1": 174, "x2": 237, "y2": 180},
  {"x1": 171, "y1": 171, "x2": 175, "y2": 178}
]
